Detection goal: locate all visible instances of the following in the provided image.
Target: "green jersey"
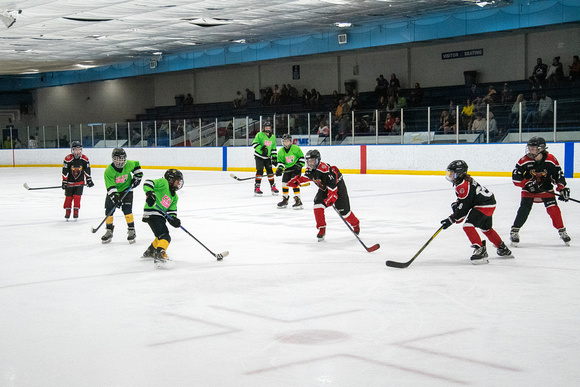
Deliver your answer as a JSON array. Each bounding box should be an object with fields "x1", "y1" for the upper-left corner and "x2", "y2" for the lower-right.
[
  {"x1": 252, "y1": 132, "x2": 277, "y2": 160},
  {"x1": 104, "y1": 160, "x2": 143, "y2": 196},
  {"x1": 143, "y1": 177, "x2": 178, "y2": 219},
  {"x1": 277, "y1": 144, "x2": 305, "y2": 171}
]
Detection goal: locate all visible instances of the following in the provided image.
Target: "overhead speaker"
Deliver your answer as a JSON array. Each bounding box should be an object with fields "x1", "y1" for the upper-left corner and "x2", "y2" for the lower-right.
[{"x1": 338, "y1": 34, "x2": 347, "y2": 44}]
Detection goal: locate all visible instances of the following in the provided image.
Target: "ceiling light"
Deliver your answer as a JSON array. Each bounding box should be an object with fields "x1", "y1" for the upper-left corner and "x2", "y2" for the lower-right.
[
  {"x1": 476, "y1": 1, "x2": 491, "y2": 7},
  {"x1": 334, "y1": 22, "x2": 352, "y2": 28}
]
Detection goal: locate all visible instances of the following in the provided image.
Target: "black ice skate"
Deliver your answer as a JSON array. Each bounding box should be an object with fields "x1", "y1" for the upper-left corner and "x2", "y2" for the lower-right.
[
  {"x1": 292, "y1": 196, "x2": 303, "y2": 210},
  {"x1": 470, "y1": 241, "x2": 489, "y2": 265},
  {"x1": 271, "y1": 184, "x2": 279, "y2": 196},
  {"x1": 317, "y1": 227, "x2": 326, "y2": 242},
  {"x1": 510, "y1": 227, "x2": 520, "y2": 246},
  {"x1": 101, "y1": 225, "x2": 114, "y2": 244},
  {"x1": 141, "y1": 244, "x2": 155, "y2": 259},
  {"x1": 154, "y1": 248, "x2": 169, "y2": 269},
  {"x1": 558, "y1": 228, "x2": 571, "y2": 246},
  {"x1": 64, "y1": 209, "x2": 71, "y2": 220},
  {"x1": 73, "y1": 209, "x2": 79, "y2": 219},
  {"x1": 277, "y1": 196, "x2": 289, "y2": 209},
  {"x1": 127, "y1": 227, "x2": 136, "y2": 244},
  {"x1": 496, "y1": 242, "x2": 514, "y2": 258}
]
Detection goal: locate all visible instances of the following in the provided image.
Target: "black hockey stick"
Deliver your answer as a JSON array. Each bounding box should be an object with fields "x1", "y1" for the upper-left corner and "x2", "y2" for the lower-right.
[
  {"x1": 23, "y1": 183, "x2": 61, "y2": 190},
  {"x1": 230, "y1": 173, "x2": 259, "y2": 181},
  {"x1": 91, "y1": 187, "x2": 133, "y2": 233},
  {"x1": 155, "y1": 204, "x2": 229, "y2": 261},
  {"x1": 333, "y1": 206, "x2": 380, "y2": 253},
  {"x1": 386, "y1": 225, "x2": 444, "y2": 268}
]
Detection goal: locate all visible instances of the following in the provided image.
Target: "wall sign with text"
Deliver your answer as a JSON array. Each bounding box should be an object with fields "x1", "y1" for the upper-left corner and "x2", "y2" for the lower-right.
[{"x1": 441, "y1": 49, "x2": 483, "y2": 60}]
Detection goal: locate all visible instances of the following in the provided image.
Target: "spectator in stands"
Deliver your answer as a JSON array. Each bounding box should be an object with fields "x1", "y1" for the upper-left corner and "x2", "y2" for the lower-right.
[
  {"x1": 131, "y1": 129, "x2": 141, "y2": 144},
  {"x1": 546, "y1": 56, "x2": 564, "y2": 88},
  {"x1": 396, "y1": 91, "x2": 407, "y2": 109},
  {"x1": 487, "y1": 112, "x2": 499, "y2": 141},
  {"x1": 335, "y1": 113, "x2": 351, "y2": 142},
  {"x1": 245, "y1": 88, "x2": 256, "y2": 104},
  {"x1": 439, "y1": 110, "x2": 451, "y2": 133},
  {"x1": 409, "y1": 83, "x2": 424, "y2": 106},
  {"x1": 529, "y1": 57, "x2": 548, "y2": 89},
  {"x1": 448, "y1": 99, "x2": 457, "y2": 115},
  {"x1": 524, "y1": 92, "x2": 539, "y2": 125},
  {"x1": 60, "y1": 135, "x2": 69, "y2": 148},
  {"x1": 384, "y1": 112, "x2": 395, "y2": 133},
  {"x1": 388, "y1": 73, "x2": 401, "y2": 96},
  {"x1": 372, "y1": 95, "x2": 387, "y2": 124},
  {"x1": 4, "y1": 135, "x2": 13, "y2": 149},
  {"x1": 330, "y1": 90, "x2": 341, "y2": 111},
  {"x1": 501, "y1": 83, "x2": 514, "y2": 104},
  {"x1": 28, "y1": 135, "x2": 38, "y2": 148},
  {"x1": 392, "y1": 115, "x2": 406, "y2": 134},
  {"x1": 482, "y1": 85, "x2": 500, "y2": 105},
  {"x1": 471, "y1": 112, "x2": 487, "y2": 133},
  {"x1": 233, "y1": 91, "x2": 246, "y2": 108},
  {"x1": 301, "y1": 88, "x2": 311, "y2": 108},
  {"x1": 461, "y1": 98, "x2": 475, "y2": 131},
  {"x1": 537, "y1": 92, "x2": 553, "y2": 126},
  {"x1": 568, "y1": 55, "x2": 580, "y2": 82},
  {"x1": 270, "y1": 84, "x2": 281, "y2": 105},
  {"x1": 317, "y1": 120, "x2": 329, "y2": 137},
  {"x1": 509, "y1": 94, "x2": 527, "y2": 125},
  {"x1": 280, "y1": 84, "x2": 289, "y2": 105},
  {"x1": 469, "y1": 84, "x2": 482, "y2": 102},
  {"x1": 310, "y1": 88, "x2": 321, "y2": 110},
  {"x1": 375, "y1": 75, "x2": 388, "y2": 98},
  {"x1": 183, "y1": 93, "x2": 194, "y2": 106},
  {"x1": 449, "y1": 108, "x2": 458, "y2": 131},
  {"x1": 287, "y1": 84, "x2": 299, "y2": 103},
  {"x1": 262, "y1": 87, "x2": 273, "y2": 106},
  {"x1": 386, "y1": 96, "x2": 398, "y2": 115}
]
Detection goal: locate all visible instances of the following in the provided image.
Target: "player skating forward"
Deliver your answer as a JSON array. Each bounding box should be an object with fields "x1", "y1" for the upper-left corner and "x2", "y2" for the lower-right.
[
  {"x1": 288, "y1": 149, "x2": 359, "y2": 241},
  {"x1": 142, "y1": 169, "x2": 183, "y2": 266},
  {"x1": 440, "y1": 160, "x2": 512, "y2": 264},
  {"x1": 510, "y1": 136, "x2": 571, "y2": 246},
  {"x1": 275, "y1": 134, "x2": 305, "y2": 209},
  {"x1": 62, "y1": 141, "x2": 93, "y2": 220},
  {"x1": 101, "y1": 148, "x2": 143, "y2": 244},
  {"x1": 252, "y1": 122, "x2": 278, "y2": 196}
]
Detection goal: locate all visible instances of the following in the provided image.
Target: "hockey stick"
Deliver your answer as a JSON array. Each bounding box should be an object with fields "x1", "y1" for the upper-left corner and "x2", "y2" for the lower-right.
[
  {"x1": 552, "y1": 191, "x2": 580, "y2": 204},
  {"x1": 386, "y1": 225, "x2": 444, "y2": 268},
  {"x1": 332, "y1": 206, "x2": 380, "y2": 253},
  {"x1": 230, "y1": 173, "x2": 259, "y2": 181},
  {"x1": 23, "y1": 183, "x2": 61, "y2": 190},
  {"x1": 155, "y1": 204, "x2": 229, "y2": 261},
  {"x1": 91, "y1": 187, "x2": 133, "y2": 233}
]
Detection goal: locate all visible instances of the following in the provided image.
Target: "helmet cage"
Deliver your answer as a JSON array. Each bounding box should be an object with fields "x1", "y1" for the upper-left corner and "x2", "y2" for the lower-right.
[
  {"x1": 282, "y1": 134, "x2": 292, "y2": 149},
  {"x1": 71, "y1": 143, "x2": 82, "y2": 159}
]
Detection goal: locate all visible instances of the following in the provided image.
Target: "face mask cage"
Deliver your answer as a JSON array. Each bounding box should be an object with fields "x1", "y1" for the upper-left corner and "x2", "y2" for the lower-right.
[
  {"x1": 72, "y1": 147, "x2": 82, "y2": 159},
  {"x1": 113, "y1": 156, "x2": 127, "y2": 169},
  {"x1": 307, "y1": 158, "x2": 319, "y2": 169}
]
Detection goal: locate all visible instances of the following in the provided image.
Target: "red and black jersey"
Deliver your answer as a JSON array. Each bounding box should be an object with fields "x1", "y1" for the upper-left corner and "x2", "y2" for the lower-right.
[
  {"x1": 305, "y1": 161, "x2": 342, "y2": 193},
  {"x1": 452, "y1": 177, "x2": 496, "y2": 222},
  {"x1": 62, "y1": 153, "x2": 91, "y2": 187},
  {"x1": 512, "y1": 152, "x2": 566, "y2": 198}
]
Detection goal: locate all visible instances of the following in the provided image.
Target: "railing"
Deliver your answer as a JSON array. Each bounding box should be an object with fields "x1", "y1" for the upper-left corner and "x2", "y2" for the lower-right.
[{"x1": 4, "y1": 98, "x2": 580, "y2": 149}]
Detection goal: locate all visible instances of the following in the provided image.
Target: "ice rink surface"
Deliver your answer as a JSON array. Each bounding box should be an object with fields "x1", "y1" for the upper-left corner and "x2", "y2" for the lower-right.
[{"x1": 1, "y1": 166, "x2": 579, "y2": 386}]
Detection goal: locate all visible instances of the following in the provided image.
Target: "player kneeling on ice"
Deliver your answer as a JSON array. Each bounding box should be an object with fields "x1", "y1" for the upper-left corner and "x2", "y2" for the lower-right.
[
  {"x1": 510, "y1": 136, "x2": 571, "y2": 246},
  {"x1": 441, "y1": 160, "x2": 513, "y2": 264},
  {"x1": 141, "y1": 169, "x2": 183, "y2": 266},
  {"x1": 101, "y1": 148, "x2": 143, "y2": 244},
  {"x1": 287, "y1": 149, "x2": 359, "y2": 241},
  {"x1": 275, "y1": 134, "x2": 305, "y2": 209}
]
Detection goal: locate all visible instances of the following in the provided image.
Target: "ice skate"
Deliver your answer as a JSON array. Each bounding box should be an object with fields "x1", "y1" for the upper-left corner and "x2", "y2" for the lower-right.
[
  {"x1": 271, "y1": 184, "x2": 279, "y2": 196},
  {"x1": 127, "y1": 227, "x2": 136, "y2": 244},
  {"x1": 292, "y1": 196, "x2": 303, "y2": 210},
  {"x1": 141, "y1": 245, "x2": 155, "y2": 259},
  {"x1": 101, "y1": 226, "x2": 114, "y2": 244},
  {"x1": 496, "y1": 242, "x2": 514, "y2": 259},
  {"x1": 510, "y1": 227, "x2": 520, "y2": 247},
  {"x1": 73, "y1": 209, "x2": 79, "y2": 219},
  {"x1": 470, "y1": 241, "x2": 489, "y2": 265},
  {"x1": 558, "y1": 228, "x2": 571, "y2": 246},
  {"x1": 317, "y1": 227, "x2": 326, "y2": 242},
  {"x1": 254, "y1": 186, "x2": 263, "y2": 197},
  {"x1": 64, "y1": 209, "x2": 71, "y2": 221},
  {"x1": 154, "y1": 248, "x2": 169, "y2": 269},
  {"x1": 277, "y1": 196, "x2": 289, "y2": 209}
]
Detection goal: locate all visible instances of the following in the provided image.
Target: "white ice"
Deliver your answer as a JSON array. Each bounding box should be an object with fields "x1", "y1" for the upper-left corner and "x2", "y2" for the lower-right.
[{"x1": 1, "y1": 167, "x2": 579, "y2": 387}]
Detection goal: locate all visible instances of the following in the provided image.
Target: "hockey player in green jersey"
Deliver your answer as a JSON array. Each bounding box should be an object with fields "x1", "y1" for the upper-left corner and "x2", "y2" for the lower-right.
[
  {"x1": 251, "y1": 121, "x2": 279, "y2": 196},
  {"x1": 141, "y1": 169, "x2": 183, "y2": 266},
  {"x1": 275, "y1": 134, "x2": 305, "y2": 209},
  {"x1": 101, "y1": 148, "x2": 143, "y2": 244}
]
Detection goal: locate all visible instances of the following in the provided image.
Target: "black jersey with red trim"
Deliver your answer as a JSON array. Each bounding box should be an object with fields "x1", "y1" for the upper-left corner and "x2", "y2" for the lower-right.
[
  {"x1": 452, "y1": 177, "x2": 496, "y2": 222},
  {"x1": 512, "y1": 152, "x2": 566, "y2": 198},
  {"x1": 62, "y1": 154, "x2": 91, "y2": 187},
  {"x1": 305, "y1": 161, "x2": 342, "y2": 193}
]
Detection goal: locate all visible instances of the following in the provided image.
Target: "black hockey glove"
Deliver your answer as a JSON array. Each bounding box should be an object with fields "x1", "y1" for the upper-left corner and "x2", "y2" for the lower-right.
[
  {"x1": 110, "y1": 193, "x2": 122, "y2": 208},
  {"x1": 168, "y1": 216, "x2": 181, "y2": 228},
  {"x1": 261, "y1": 146, "x2": 269, "y2": 157},
  {"x1": 145, "y1": 191, "x2": 156, "y2": 207},
  {"x1": 275, "y1": 165, "x2": 284, "y2": 177},
  {"x1": 131, "y1": 175, "x2": 142, "y2": 188},
  {"x1": 86, "y1": 177, "x2": 94, "y2": 188},
  {"x1": 61, "y1": 181, "x2": 67, "y2": 190},
  {"x1": 441, "y1": 216, "x2": 454, "y2": 230},
  {"x1": 524, "y1": 180, "x2": 541, "y2": 193},
  {"x1": 271, "y1": 155, "x2": 277, "y2": 167},
  {"x1": 559, "y1": 187, "x2": 570, "y2": 202}
]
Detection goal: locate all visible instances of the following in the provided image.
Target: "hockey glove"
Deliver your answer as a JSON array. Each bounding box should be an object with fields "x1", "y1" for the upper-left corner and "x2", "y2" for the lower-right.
[
  {"x1": 324, "y1": 190, "x2": 338, "y2": 207},
  {"x1": 86, "y1": 177, "x2": 94, "y2": 188},
  {"x1": 110, "y1": 193, "x2": 123, "y2": 208},
  {"x1": 61, "y1": 181, "x2": 67, "y2": 190},
  {"x1": 559, "y1": 187, "x2": 570, "y2": 202},
  {"x1": 275, "y1": 165, "x2": 284, "y2": 177},
  {"x1": 131, "y1": 175, "x2": 142, "y2": 188},
  {"x1": 145, "y1": 191, "x2": 156, "y2": 207},
  {"x1": 524, "y1": 180, "x2": 540, "y2": 193},
  {"x1": 441, "y1": 216, "x2": 454, "y2": 230},
  {"x1": 168, "y1": 216, "x2": 181, "y2": 228},
  {"x1": 261, "y1": 146, "x2": 269, "y2": 157},
  {"x1": 271, "y1": 155, "x2": 278, "y2": 167},
  {"x1": 287, "y1": 175, "x2": 309, "y2": 188}
]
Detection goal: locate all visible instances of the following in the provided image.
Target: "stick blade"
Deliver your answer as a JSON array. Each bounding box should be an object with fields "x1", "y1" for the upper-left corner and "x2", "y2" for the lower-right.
[
  {"x1": 366, "y1": 243, "x2": 380, "y2": 253},
  {"x1": 229, "y1": 173, "x2": 239, "y2": 181},
  {"x1": 216, "y1": 251, "x2": 229, "y2": 260},
  {"x1": 23, "y1": 183, "x2": 30, "y2": 190},
  {"x1": 385, "y1": 260, "x2": 411, "y2": 269}
]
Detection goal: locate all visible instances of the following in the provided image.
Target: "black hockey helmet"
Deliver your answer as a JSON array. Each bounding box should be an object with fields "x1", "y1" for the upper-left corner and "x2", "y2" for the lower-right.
[
  {"x1": 305, "y1": 149, "x2": 321, "y2": 169},
  {"x1": 112, "y1": 147, "x2": 127, "y2": 169},
  {"x1": 71, "y1": 141, "x2": 82, "y2": 159},
  {"x1": 282, "y1": 133, "x2": 292, "y2": 149},
  {"x1": 445, "y1": 160, "x2": 468, "y2": 184},
  {"x1": 164, "y1": 168, "x2": 184, "y2": 192},
  {"x1": 526, "y1": 136, "x2": 547, "y2": 158}
]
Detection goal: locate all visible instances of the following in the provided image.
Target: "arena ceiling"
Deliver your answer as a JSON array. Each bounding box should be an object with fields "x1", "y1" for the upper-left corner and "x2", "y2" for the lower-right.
[{"x1": 0, "y1": 0, "x2": 513, "y2": 75}]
